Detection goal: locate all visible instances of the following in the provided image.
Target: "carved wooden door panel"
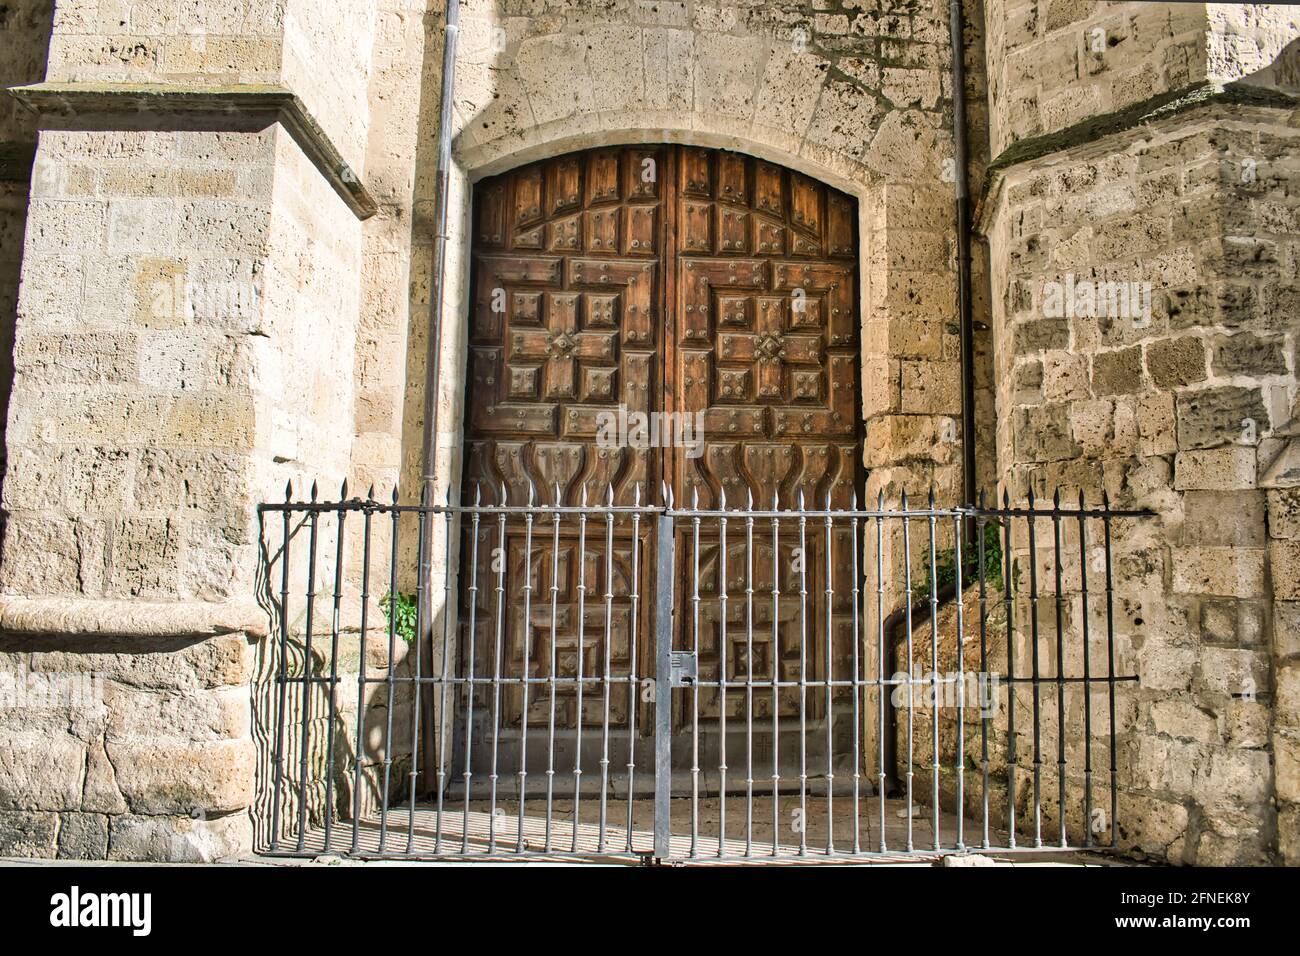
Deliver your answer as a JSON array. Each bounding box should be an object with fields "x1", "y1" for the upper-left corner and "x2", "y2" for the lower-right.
[
  {"x1": 458, "y1": 147, "x2": 665, "y2": 785},
  {"x1": 664, "y1": 148, "x2": 860, "y2": 772},
  {"x1": 457, "y1": 145, "x2": 860, "y2": 786}
]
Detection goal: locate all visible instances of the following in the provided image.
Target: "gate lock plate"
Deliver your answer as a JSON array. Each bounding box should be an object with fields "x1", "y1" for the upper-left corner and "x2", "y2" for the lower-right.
[{"x1": 670, "y1": 651, "x2": 698, "y2": 687}]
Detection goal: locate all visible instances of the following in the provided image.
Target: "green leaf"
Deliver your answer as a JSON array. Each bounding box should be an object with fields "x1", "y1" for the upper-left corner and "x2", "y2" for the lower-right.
[{"x1": 380, "y1": 590, "x2": 419, "y2": 644}]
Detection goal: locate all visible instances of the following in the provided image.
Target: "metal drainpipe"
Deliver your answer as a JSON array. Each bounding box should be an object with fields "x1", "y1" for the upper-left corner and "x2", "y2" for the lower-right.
[
  {"x1": 950, "y1": 0, "x2": 977, "y2": 519},
  {"x1": 415, "y1": 0, "x2": 461, "y2": 794},
  {"x1": 881, "y1": 0, "x2": 975, "y2": 795}
]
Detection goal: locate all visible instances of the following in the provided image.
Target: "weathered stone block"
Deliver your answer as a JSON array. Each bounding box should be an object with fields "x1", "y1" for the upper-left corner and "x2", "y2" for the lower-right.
[
  {"x1": 1145, "y1": 336, "x2": 1207, "y2": 388},
  {"x1": 1173, "y1": 447, "x2": 1257, "y2": 490},
  {"x1": 105, "y1": 738, "x2": 253, "y2": 816},
  {"x1": 1182, "y1": 490, "x2": 1266, "y2": 547},
  {"x1": 107, "y1": 811, "x2": 252, "y2": 863},
  {"x1": 0, "y1": 810, "x2": 57, "y2": 858},
  {"x1": 1151, "y1": 699, "x2": 1217, "y2": 742},
  {"x1": 1091, "y1": 346, "x2": 1144, "y2": 395},
  {"x1": 57, "y1": 812, "x2": 109, "y2": 860},
  {"x1": 1213, "y1": 332, "x2": 1288, "y2": 377},
  {"x1": 1171, "y1": 547, "x2": 1266, "y2": 598},
  {"x1": 1271, "y1": 539, "x2": 1300, "y2": 601},
  {"x1": 0, "y1": 730, "x2": 87, "y2": 812},
  {"x1": 1013, "y1": 404, "x2": 1081, "y2": 463},
  {"x1": 1199, "y1": 646, "x2": 1270, "y2": 699},
  {"x1": 1175, "y1": 386, "x2": 1268, "y2": 450}
]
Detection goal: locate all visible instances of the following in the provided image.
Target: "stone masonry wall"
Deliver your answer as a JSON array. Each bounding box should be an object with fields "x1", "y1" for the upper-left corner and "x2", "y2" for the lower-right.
[
  {"x1": 0, "y1": 1, "x2": 379, "y2": 858},
  {"x1": 0, "y1": 1, "x2": 56, "y2": 488},
  {"x1": 982, "y1": 104, "x2": 1300, "y2": 863}
]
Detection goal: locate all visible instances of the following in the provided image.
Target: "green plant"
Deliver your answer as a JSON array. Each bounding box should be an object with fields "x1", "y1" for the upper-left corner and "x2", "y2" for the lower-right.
[
  {"x1": 381, "y1": 590, "x2": 418, "y2": 644},
  {"x1": 910, "y1": 521, "x2": 1005, "y2": 602}
]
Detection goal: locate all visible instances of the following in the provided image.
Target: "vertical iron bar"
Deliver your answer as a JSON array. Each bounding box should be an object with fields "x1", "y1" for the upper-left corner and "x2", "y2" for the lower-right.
[
  {"x1": 625, "y1": 490, "x2": 643, "y2": 851},
  {"x1": 876, "y1": 491, "x2": 886, "y2": 852},
  {"x1": 1078, "y1": 491, "x2": 1095, "y2": 848},
  {"x1": 953, "y1": 508, "x2": 966, "y2": 851},
  {"x1": 487, "y1": 489, "x2": 507, "y2": 854},
  {"x1": 823, "y1": 493, "x2": 834, "y2": 855},
  {"x1": 598, "y1": 486, "x2": 614, "y2": 851},
  {"x1": 849, "y1": 492, "x2": 861, "y2": 854},
  {"x1": 717, "y1": 491, "x2": 729, "y2": 857},
  {"x1": 1003, "y1": 489, "x2": 1017, "y2": 848},
  {"x1": 796, "y1": 491, "x2": 808, "y2": 858},
  {"x1": 351, "y1": 487, "x2": 374, "y2": 855},
  {"x1": 927, "y1": 491, "x2": 940, "y2": 851},
  {"x1": 378, "y1": 489, "x2": 400, "y2": 853},
  {"x1": 653, "y1": 504, "x2": 675, "y2": 860},
  {"x1": 434, "y1": 499, "x2": 456, "y2": 853},
  {"x1": 770, "y1": 497, "x2": 781, "y2": 856},
  {"x1": 902, "y1": 491, "x2": 914, "y2": 851},
  {"x1": 1103, "y1": 493, "x2": 1118, "y2": 847},
  {"x1": 573, "y1": 487, "x2": 589, "y2": 853},
  {"x1": 270, "y1": 482, "x2": 293, "y2": 852},
  {"x1": 461, "y1": 489, "x2": 482, "y2": 854},
  {"x1": 1027, "y1": 488, "x2": 1043, "y2": 847},
  {"x1": 323, "y1": 484, "x2": 347, "y2": 852},
  {"x1": 406, "y1": 484, "x2": 430, "y2": 855},
  {"x1": 544, "y1": 486, "x2": 562, "y2": 852},
  {"x1": 1052, "y1": 490, "x2": 1067, "y2": 848},
  {"x1": 690, "y1": 489, "x2": 702, "y2": 858},
  {"x1": 296, "y1": 482, "x2": 320, "y2": 853},
  {"x1": 744, "y1": 492, "x2": 755, "y2": 857},
  {"x1": 516, "y1": 483, "x2": 536, "y2": 853},
  {"x1": 976, "y1": 493, "x2": 990, "y2": 849}
]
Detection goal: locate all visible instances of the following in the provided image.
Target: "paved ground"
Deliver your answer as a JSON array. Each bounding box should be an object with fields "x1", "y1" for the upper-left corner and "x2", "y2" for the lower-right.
[{"x1": 1, "y1": 796, "x2": 1136, "y2": 867}]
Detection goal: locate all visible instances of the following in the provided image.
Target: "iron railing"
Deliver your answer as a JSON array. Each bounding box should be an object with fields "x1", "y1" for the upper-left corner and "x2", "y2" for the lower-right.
[{"x1": 255, "y1": 483, "x2": 1152, "y2": 863}]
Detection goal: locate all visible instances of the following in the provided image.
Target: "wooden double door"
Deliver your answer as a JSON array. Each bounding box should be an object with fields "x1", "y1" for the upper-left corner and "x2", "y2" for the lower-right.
[{"x1": 456, "y1": 145, "x2": 862, "y2": 792}]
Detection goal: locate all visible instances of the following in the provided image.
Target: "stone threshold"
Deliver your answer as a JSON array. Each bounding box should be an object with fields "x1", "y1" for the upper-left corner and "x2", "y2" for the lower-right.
[
  {"x1": 975, "y1": 80, "x2": 1300, "y2": 235},
  {"x1": 5, "y1": 81, "x2": 378, "y2": 221}
]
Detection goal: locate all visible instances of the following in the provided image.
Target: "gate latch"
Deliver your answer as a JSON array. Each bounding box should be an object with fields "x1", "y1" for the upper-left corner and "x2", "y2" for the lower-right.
[{"x1": 670, "y1": 650, "x2": 698, "y2": 687}]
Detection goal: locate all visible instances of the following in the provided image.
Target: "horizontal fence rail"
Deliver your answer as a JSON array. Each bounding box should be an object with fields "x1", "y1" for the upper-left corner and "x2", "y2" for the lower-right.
[{"x1": 255, "y1": 482, "x2": 1152, "y2": 862}]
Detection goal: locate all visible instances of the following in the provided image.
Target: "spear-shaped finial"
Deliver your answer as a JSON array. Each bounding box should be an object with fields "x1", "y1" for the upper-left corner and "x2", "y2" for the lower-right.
[
  {"x1": 285, "y1": 479, "x2": 293, "y2": 502},
  {"x1": 310, "y1": 480, "x2": 318, "y2": 502},
  {"x1": 719, "y1": 485, "x2": 727, "y2": 510}
]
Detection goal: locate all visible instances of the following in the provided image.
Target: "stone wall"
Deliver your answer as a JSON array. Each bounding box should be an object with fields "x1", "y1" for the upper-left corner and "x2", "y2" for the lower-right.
[
  {"x1": 0, "y1": 0, "x2": 381, "y2": 858},
  {"x1": 0, "y1": 1, "x2": 56, "y2": 488},
  {"x1": 980, "y1": 85, "x2": 1299, "y2": 862}
]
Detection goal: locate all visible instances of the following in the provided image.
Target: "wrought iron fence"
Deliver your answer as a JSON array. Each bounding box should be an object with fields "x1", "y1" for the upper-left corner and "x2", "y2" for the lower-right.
[{"x1": 255, "y1": 483, "x2": 1152, "y2": 863}]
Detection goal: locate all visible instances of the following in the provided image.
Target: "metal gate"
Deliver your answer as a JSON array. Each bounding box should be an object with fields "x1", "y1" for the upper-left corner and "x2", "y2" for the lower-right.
[{"x1": 256, "y1": 484, "x2": 1149, "y2": 863}]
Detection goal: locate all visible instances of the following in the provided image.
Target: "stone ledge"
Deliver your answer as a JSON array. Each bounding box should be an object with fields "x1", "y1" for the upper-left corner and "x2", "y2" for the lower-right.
[
  {"x1": 0, "y1": 597, "x2": 268, "y2": 640},
  {"x1": 5, "y1": 81, "x2": 377, "y2": 221},
  {"x1": 975, "y1": 81, "x2": 1300, "y2": 235}
]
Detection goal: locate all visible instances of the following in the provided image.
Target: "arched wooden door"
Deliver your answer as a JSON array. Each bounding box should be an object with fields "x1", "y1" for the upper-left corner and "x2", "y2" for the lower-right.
[{"x1": 457, "y1": 145, "x2": 860, "y2": 793}]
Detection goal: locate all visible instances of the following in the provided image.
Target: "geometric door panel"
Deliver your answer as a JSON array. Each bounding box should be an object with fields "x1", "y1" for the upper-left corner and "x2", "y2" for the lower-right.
[{"x1": 459, "y1": 145, "x2": 860, "y2": 767}]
